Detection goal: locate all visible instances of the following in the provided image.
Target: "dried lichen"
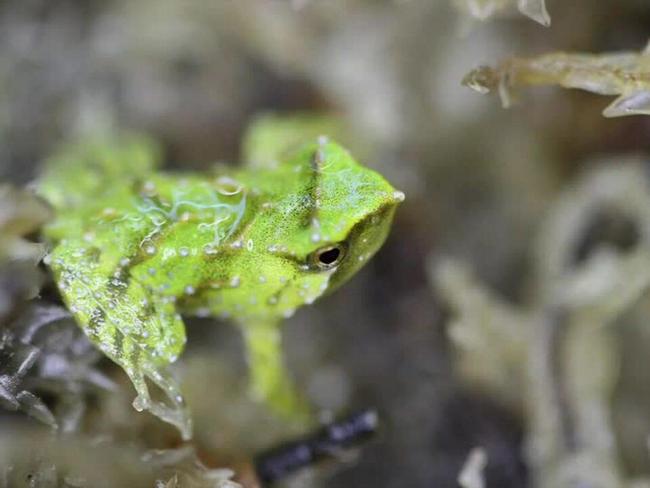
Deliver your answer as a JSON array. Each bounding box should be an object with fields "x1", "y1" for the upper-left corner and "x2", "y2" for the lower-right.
[
  {"x1": 431, "y1": 159, "x2": 650, "y2": 487},
  {"x1": 458, "y1": 447, "x2": 487, "y2": 488},
  {"x1": 0, "y1": 437, "x2": 241, "y2": 488},
  {"x1": 145, "y1": 446, "x2": 241, "y2": 488},
  {"x1": 0, "y1": 303, "x2": 115, "y2": 432},
  {"x1": 463, "y1": 43, "x2": 650, "y2": 117},
  {"x1": 434, "y1": 259, "x2": 527, "y2": 406},
  {"x1": 0, "y1": 185, "x2": 115, "y2": 433},
  {"x1": 452, "y1": 0, "x2": 550, "y2": 26},
  {"x1": 0, "y1": 185, "x2": 50, "y2": 321}
]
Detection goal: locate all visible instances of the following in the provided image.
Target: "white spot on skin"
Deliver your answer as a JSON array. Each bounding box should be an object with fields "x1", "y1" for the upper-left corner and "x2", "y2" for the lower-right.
[
  {"x1": 267, "y1": 296, "x2": 279, "y2": 305},
  {"x1": 184, "y1": 285, "x2": 195, "y2": 295},
  {"x1": 311, "y1": 233, "x2": 321, "y2": 243},
  {"x1": 203, "y1": 244, "x2": 218, "y2": 256},
  {"x1": 144, "y1": 244, "x2": 157, "y2": 255},
  {"x1": 318, "y1": 135, "x2": 329, "y2": 145},
  {"x1": 120, "y1": 258, "x2": 131, "y2": 267},
  {"x1": 231, "y1": 239, "x2": 243, "y2": 250},
  {"x1": 83, "y1": 232, "x2": 95, "y2": 242},
  {"x1": 148, "y1": 267, "x2": 156, "y2": 276},
  {"x1": 279, "y1": 276, "x2": 288, "y2": 284},
  {"x1": 215, "y1": 176, "x2": 243, "y2": 196},
  {"x1": 43, "y1": 254, "x2": 52, "y2": 265},
  {"x1": 259, "y1": 275, "x2": 267, "y2": 284},
  {"x1": 283, "y1": 308, "x2": 296, "y2": 318},
  {"x1": 196, "y1": 307, "x2": 210, "y2": 317},
  {"x1": 179, "y1": 247, "x2": 190, "y2": 257},
  {"x1": 111, "y1": 278, "x2": 126, "y2": 288},
  {"x1": 142, "y1": 181, "x2": 157, "y2": 195},
  {"x1": 230, "y1": 276, "x2": 241, "y2": 288},
  {"x1": 393, "y1": 190, "x2": 406, "y2": 202}
]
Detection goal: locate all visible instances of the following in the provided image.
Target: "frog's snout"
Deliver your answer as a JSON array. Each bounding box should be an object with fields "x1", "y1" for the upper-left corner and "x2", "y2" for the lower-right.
[{"x1": 392, "y1": 190, "x2": 406, "y2": 203}]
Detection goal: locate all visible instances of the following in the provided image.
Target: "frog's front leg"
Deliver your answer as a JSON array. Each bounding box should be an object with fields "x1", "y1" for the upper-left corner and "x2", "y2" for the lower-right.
[
  {"x1": 241, "y1": 319, "x2": 312, "y2": 424},
  {"x1": 126, "y1": 299, "x2": 192, "y2": 440},
  {"x1": 48, "y1": 243, "x2": 192, "y2": 439}
]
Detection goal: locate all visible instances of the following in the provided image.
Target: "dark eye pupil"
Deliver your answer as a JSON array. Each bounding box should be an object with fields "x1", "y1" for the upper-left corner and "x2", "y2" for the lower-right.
[{"x1": 318, "y1": 247, "x2": 341, "y2": 265}]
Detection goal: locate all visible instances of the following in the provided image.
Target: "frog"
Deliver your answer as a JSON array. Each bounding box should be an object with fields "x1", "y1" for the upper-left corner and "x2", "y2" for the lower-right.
[{"x1": 35, "y1": 115, "x2": 404, "y2": 440}]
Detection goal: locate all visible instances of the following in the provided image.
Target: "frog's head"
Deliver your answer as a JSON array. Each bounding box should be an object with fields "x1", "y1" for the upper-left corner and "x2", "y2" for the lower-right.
[{"x1": 246, "y1": 139, "x2": 404, "y2": 312}]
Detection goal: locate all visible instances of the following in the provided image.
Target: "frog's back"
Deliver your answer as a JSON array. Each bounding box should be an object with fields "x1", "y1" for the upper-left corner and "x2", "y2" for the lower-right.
[
  {"x1": 37, "y1": 137, "x2": 254, "y2": 276},
  {"x1": 36, "y1": 135, "x2": 161, "y2": 241}
]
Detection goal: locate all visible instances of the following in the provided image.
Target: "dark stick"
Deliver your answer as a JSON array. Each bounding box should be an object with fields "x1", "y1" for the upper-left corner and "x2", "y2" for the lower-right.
[{"x1": 254, "y1": 409, "x2": 379, "y2": 485}]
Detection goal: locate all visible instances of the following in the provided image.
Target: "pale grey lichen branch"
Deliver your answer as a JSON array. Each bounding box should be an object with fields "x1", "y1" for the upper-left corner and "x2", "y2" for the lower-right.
[
  {"x1": 433, "y1": 258, "x2": 529, "y2": 405},
  {"x1": 452, "y1": 0, "x2": 550, "y2": 26},
  {"x1": 432, "y1": 158, "x2": 650, "y2": 487},
  {"x1": 458, "y1": 447, "x2": 487, "y2": 488},
  {"x1": 463, "y1": 43, "x2": 650, "y2": 117},
  {"x1": 145, "y1": 446, "x2": 242, "y2": 488}
]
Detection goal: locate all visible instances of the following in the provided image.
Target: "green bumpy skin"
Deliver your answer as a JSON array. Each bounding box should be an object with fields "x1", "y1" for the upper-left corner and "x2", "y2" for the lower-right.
[{"x1": 36, "y1": 116, "x2": 404, "y2": 439}]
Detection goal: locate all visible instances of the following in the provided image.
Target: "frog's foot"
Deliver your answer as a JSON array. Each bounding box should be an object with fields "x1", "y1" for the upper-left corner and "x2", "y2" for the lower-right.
[{"x1": 127, "y1": 365, "x2": 193, "y2": 440}]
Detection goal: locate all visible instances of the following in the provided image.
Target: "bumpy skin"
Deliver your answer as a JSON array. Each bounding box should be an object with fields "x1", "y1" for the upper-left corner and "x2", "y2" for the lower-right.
[{"x1": 36, "y1": 118, "x2": 404, "y2": 439}]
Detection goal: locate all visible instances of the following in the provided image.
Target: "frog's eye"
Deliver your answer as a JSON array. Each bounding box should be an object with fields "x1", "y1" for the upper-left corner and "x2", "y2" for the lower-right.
[{"x1": 311, "y1": 244, "x2": 346, "y2": 270}]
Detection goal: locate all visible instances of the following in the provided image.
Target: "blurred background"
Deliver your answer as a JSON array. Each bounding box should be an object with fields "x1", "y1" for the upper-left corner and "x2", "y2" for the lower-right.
[{"x1": 2, "y1": 0, "x2": 650, "y2": 487}]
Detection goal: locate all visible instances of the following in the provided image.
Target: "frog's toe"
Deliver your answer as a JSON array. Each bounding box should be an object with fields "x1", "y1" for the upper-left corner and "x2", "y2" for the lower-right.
[
  {"x1": 132, "y1": 394, "x2": 151, "y2": 412},
  {"x1": 143, "y1": 363, "x2": 193, "y2": 440},
  {"x1": 125, "y1": 364, "x2": 193, "y2": 440},
  {"x1": 145, "y1": 395, "x2": 193, "y2": 441}
]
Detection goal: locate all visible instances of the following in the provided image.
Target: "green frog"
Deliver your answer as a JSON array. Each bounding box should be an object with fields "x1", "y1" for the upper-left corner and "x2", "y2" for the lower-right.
[{"x1": 36, "y1": 115, "x2": 404, "y2": 439}]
